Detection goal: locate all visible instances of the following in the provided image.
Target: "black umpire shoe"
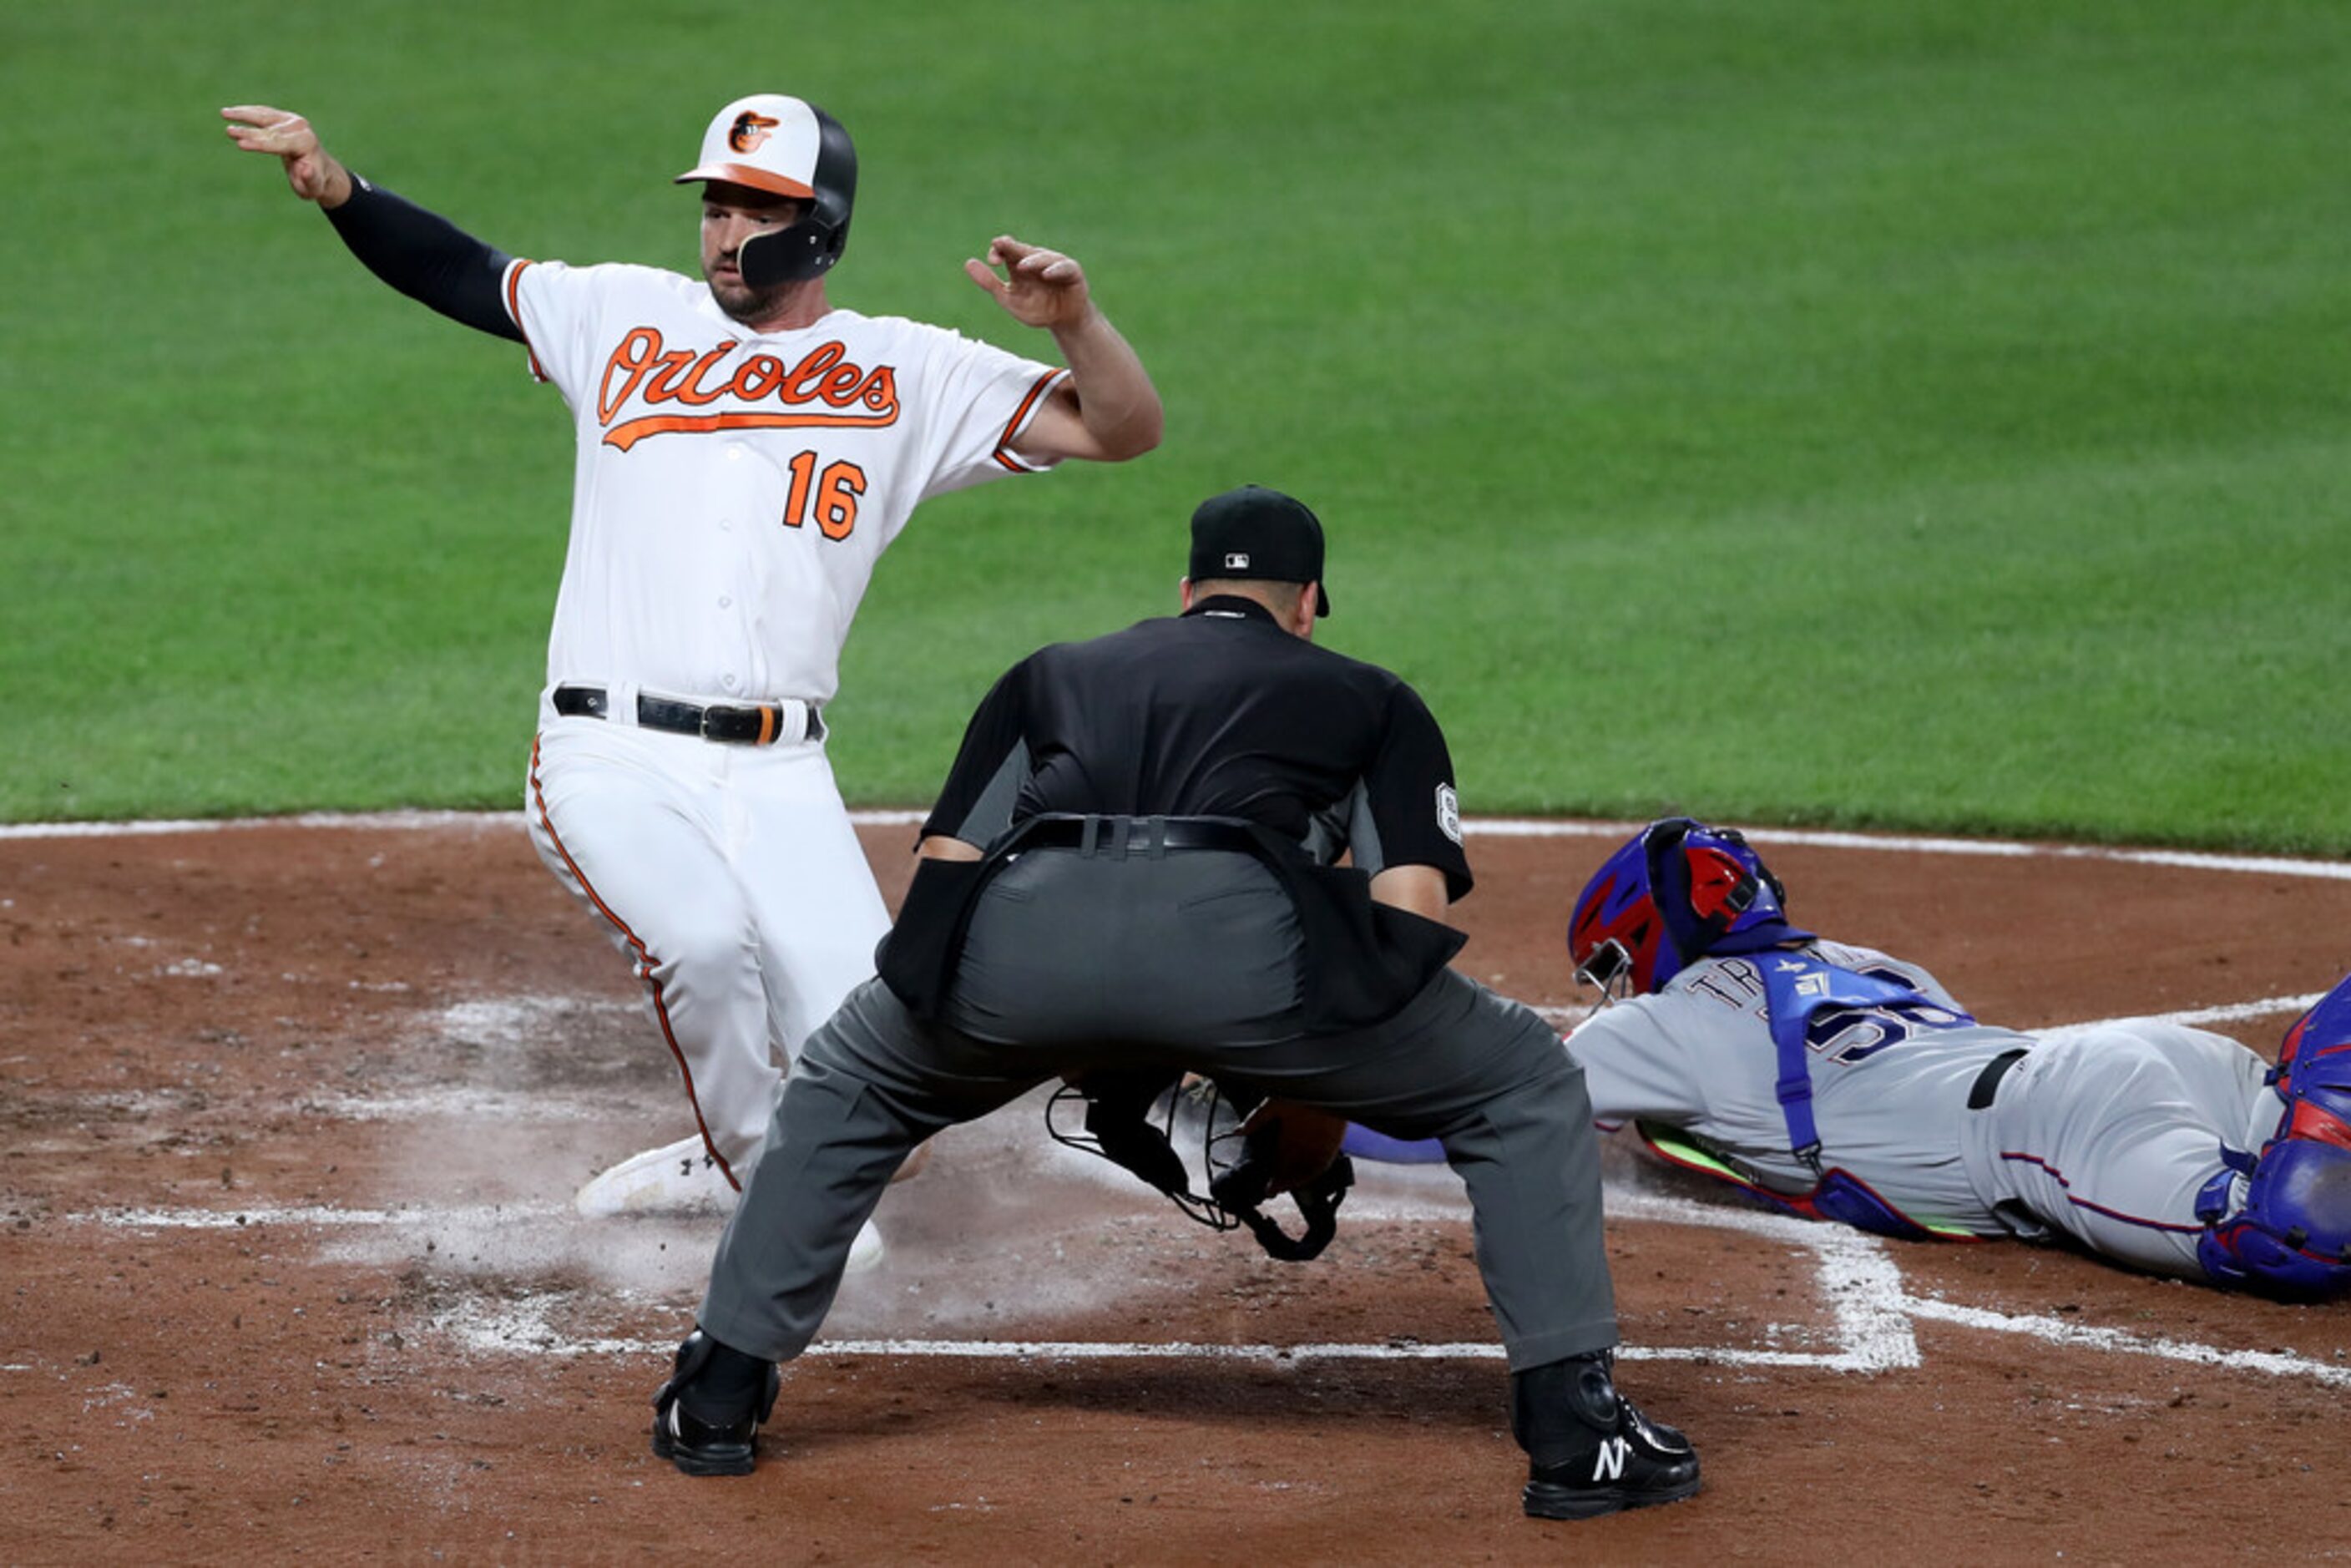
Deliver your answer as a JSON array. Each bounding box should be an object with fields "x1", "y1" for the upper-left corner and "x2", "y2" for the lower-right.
[
  {"x1": 1513, "y1": 1351, "x2": 1701, "y2": 1520},
  {"x1": 650, "y1": 1328, "x2": 780, "y2": 1477}
]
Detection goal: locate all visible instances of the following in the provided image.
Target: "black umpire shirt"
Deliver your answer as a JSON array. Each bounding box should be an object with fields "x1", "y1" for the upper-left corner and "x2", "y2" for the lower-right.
[{"x1": 880, "y1": 595, "x2": 1474, "y2": 1030}]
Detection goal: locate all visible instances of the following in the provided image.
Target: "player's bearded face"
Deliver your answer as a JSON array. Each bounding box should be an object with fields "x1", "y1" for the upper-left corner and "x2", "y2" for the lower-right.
[{"x1": 700, "y1": 188, "x2": 805, "y2": 321}]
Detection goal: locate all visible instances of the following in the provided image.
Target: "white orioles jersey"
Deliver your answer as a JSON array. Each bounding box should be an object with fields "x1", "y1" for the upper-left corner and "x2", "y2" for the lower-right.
[{"x1": 502, "y1": 260, "x2": 1065, "y2": 704}]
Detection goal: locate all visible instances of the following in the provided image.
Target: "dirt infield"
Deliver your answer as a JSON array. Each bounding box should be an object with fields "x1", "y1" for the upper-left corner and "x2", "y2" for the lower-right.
[{"x1": 5, "y1": 816, "x2": 2349, "y2": 1562}]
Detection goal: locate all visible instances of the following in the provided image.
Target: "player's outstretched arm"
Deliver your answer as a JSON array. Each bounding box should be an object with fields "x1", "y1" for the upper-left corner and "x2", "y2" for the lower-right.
[
  {"x1": 221, "y1": 105, "x2": 356, "y2": 209},
  {"x1": 966, "y1": 236, "x2": 1163, "y2": 463},
  {"x1": 220, "y1": 104, "x2": 522, "y2": 345}
]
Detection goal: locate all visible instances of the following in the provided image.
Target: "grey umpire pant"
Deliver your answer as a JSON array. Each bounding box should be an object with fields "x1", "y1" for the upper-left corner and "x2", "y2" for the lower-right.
[{"x1": 698, "y1": 847, "x2": 1620, "y2": 1372}]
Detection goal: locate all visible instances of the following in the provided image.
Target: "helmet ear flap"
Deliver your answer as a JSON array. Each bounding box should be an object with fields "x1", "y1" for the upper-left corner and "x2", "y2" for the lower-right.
[
  {"x1": 1644, "y1": 817, "x2": 1746, "y2": 959},
  {"x1": 735, "y1": 104, "x2": 857, "y2": 288},
  {"x1": 1716, "y1": 825, "x2": 1790, "y2": 908}
]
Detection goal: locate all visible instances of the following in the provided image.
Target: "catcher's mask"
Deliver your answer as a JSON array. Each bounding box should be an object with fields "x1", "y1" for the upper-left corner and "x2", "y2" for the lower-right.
[
  {"x1": 2197, "y1": 970, "x2": 2351, "y2": 1298},
  {"x1": 677, "y1": 94, "x2": 858, "y2": 286},
  {"x1": 1567, "y1": 817, "x2": 1811, "y2": 1000},
  {"x1": 1047, "y1": 1070, "x2": 1353, "y2": 1262}
]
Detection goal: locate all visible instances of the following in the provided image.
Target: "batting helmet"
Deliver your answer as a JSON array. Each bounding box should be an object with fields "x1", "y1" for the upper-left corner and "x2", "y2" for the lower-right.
[
  {"x1": 677, "y1": 94, "x2": 858, "y2": 286},
  {"x1": 1567, "y1": 818, "x2": 1811, "y2": 999},
  {"x1": 2194, "y1": 971, "x2": 2351, "y2": 1298}
]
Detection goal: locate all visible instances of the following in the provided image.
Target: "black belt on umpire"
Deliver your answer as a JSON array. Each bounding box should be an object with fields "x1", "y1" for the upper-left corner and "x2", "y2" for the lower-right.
[
  {"x1": 553, "y1": 684, "x2": 825, "y2": 746},
  {"x1": 1966, "y1": 1047, "x2": 2030, "y2": 1110},
  {"x1": 1005, "y1": 813, "x2": 1283, "y2": 860}
]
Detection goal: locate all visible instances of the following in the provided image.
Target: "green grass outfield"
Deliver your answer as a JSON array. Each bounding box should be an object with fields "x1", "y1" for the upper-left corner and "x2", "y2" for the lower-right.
[{"x1": 4, "y1": 1, "x2": 2347, "y2": 851}]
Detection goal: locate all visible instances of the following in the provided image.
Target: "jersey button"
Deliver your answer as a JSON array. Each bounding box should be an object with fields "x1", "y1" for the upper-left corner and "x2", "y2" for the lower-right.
[
  {"x1": 718, "y1": 596, "x2": 732, "y2": 609},
  {"x1": 720, "y1": 674, "x2": 740, "y2": 690}
]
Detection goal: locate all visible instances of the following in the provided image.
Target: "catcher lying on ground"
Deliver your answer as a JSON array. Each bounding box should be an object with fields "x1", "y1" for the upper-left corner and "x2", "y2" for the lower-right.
[
  {"x1": 1545, "y1": 817, "x2": 2351, "y2": 1297},
  {"x1": 1100, "y1": 817, "x2": 2351, "y2": 1301}
]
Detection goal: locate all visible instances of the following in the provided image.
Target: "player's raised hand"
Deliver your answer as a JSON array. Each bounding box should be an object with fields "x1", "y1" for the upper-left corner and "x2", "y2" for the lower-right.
[
  {"x1": 965, "y1": 236, "x2": 1094, "y2": 330},
  {"x1": 220, "y1": 105, "x2": 353, "y2": 207}
]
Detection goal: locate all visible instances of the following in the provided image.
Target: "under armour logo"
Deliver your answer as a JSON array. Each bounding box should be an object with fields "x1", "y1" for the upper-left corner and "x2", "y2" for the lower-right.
[{"x1": 1592, "y1": 1435, "x2": 1629, "y2": 1481}]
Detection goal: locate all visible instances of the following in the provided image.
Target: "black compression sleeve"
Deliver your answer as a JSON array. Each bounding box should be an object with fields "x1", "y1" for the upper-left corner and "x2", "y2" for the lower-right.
[{"x1": 324, "y1": 175, "x2": 526, "y2": 344}]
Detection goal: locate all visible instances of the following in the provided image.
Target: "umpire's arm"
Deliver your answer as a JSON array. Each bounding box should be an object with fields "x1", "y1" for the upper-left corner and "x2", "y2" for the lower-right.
[
  {"x1": 914, "y1": 659, "x2": 1034, "y2": 862},
  {"x1": 1369, "y1": 864, "x2": 1449, "y2": 923}
]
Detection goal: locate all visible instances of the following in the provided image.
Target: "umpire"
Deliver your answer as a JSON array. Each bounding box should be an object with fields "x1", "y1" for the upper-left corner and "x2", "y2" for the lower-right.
[{"x1": 653, "y1": 486, "x2": 1701, "y2": 1521}]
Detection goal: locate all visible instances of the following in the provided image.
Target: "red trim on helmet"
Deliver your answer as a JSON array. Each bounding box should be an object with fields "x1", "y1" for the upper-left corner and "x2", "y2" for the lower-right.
[{"x1": 2286, "y1": 1100, "x2": 2351, "y2": 1149}]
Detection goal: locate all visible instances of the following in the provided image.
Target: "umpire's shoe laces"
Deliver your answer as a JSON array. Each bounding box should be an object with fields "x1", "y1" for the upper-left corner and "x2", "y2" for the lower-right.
[
  {"x1": 652, "y1": 1328, "x2": 780, "y2": 1477},
  {"x1": 1514, "y1": 1350, "x2": 1701, "y2": 1520}
]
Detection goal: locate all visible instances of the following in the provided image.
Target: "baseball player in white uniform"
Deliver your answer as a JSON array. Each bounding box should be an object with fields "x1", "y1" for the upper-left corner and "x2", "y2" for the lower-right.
[
  {"x1": 1558, "y1": 818, "x2": 2351, "y2": 1296},
  {"x1": 224, "y1": 95, "x2": 1164, "y2": 1259}
]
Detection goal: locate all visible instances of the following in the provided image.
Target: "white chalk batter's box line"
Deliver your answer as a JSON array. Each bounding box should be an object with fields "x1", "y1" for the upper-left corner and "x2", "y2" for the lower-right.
[
  {"x1": 4, "y1": 808, "x2": 2348, "y2": 883},
  {"x1": 73, "y1": 1188, "x2": 2351, "y2": 1393}
]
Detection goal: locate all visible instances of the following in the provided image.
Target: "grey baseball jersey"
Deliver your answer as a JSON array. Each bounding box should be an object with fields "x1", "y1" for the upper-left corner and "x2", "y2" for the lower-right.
[{"x1": 1565, "y1": 940, "x2": 2287, "y2": 1281}]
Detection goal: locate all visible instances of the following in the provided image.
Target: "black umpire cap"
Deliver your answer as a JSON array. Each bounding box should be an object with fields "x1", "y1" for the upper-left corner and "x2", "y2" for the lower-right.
[{"x1": 1187, "y1": 485, "x2": 1331, "y2": 617}]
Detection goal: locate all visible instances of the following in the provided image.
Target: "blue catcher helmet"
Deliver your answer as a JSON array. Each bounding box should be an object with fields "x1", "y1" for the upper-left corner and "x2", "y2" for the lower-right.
[
  {"x1": 2272, "y1": 973, "x2": 2351, "y2": 1149},
  {"x1": 1567, "y1": 818, "x2": 1813, "y2": 999},
  {"x1": 2195, "y1": 971, "x2": 2351, "y2": 1298}
]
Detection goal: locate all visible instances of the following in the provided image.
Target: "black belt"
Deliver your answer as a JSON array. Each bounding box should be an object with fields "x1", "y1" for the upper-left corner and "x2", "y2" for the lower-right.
[
  {"x1": 553, "y1": 685, "x2": 824, "y2": 746},
  {"x1": 1013, "y1": 814, "x2": 1267, "y2": 857},
  {"x1": 1967, "y1": 1048, "x2": 2030, "y2": 1111}
]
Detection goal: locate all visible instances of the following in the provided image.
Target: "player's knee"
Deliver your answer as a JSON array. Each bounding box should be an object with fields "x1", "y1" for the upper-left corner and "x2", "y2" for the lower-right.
[{"x1": 647, "y1": 910, "x2": 758, "y2": 985}]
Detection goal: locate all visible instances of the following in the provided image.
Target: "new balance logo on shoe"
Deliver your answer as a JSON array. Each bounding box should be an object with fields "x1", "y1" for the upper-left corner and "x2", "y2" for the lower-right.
[{"x1": 1523, "y1": 1393, "x2": 1701, "y2": 1521}]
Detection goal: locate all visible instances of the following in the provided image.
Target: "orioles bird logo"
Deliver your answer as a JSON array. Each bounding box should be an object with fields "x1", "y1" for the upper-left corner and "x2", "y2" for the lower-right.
[{"x1": 729, "y1": 111, "x2": 781, "y2": 154}]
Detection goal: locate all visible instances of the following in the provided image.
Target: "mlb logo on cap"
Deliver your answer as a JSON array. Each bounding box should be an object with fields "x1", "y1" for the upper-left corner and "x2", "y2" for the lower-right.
[{"x1": 1187, "y1": 485, "x2": 1332, "y2": 617}]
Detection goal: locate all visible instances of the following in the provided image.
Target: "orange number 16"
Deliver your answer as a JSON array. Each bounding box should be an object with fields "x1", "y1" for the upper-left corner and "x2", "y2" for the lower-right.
[{"x1": 781, "y1": 453, "x2": 867, "y2": 540}]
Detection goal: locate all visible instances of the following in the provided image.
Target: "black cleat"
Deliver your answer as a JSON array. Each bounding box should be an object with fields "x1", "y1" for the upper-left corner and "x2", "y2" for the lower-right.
[
  {"x1": 1513, "y1": 1351, "x2": 1701, "y2": 1520},
  {"x1": 650, "y1": 1329, "x2": 780, "y2": 1477},
  {"x1": 1522, "y1": 1391, "x2": 1701, "y2": 1520}
]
